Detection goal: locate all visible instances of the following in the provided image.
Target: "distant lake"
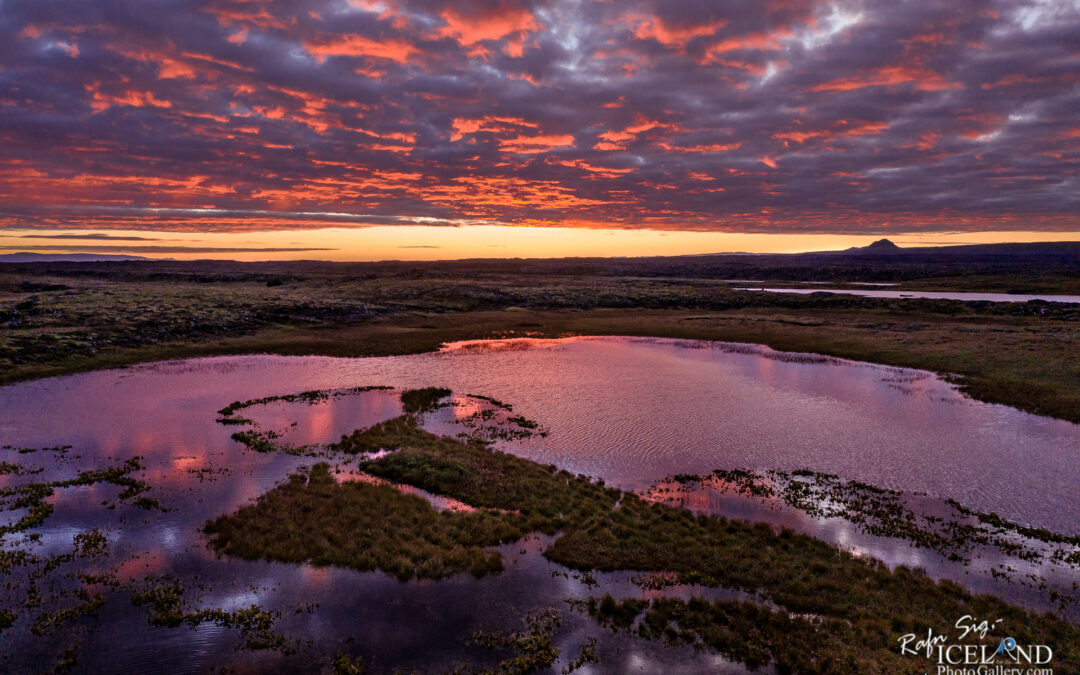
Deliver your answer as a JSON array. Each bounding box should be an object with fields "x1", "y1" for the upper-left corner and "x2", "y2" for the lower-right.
[
  {"x1": 736, "y1": 287, "x2": 1080, "y2": 303},
  {"x1": 3, "y1": 337, "x2": 1079, "y2": 671}
]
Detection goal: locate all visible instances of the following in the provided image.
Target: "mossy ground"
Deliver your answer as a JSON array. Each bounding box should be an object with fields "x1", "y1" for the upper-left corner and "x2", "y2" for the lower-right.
[{"x1": 204, "y1": 414, "x2": 1080, "y2": 673}]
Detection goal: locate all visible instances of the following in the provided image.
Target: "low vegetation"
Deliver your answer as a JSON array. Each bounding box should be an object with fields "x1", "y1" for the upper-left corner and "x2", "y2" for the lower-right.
[
  {"x1": 205, "y1": 461, "x2": 518, "y2": 580},
  {"x1": 2, "y1": 261, "x2": 1078, "y2": 423},
  {"x1": 205, "y1": 412, "x2": 1080, "y2": 672}
]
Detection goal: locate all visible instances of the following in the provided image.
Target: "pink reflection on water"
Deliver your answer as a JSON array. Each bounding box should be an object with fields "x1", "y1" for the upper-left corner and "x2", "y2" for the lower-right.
[
  {"x1": 334, "y1": 470, "x2": 477, "y2": 513},
  {"x1": 116, "y1": 549, "x2": 169, "y2": 582},
  {"x1": 240, "y1": 390, "x2": 402, "y2": 447},
  {"x1": 450, "y1": 395, "x2": 483, "y2": 420}
]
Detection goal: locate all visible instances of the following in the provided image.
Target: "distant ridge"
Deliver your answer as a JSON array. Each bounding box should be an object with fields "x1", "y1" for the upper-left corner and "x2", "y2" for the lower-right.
[{"x1": 0, "y1": 252, "x2": 164, "y2": 263}]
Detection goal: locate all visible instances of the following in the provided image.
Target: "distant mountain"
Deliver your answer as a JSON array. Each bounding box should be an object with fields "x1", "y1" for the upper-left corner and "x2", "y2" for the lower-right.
[
  {"x1": 0, "y1": 252, "x2": 164, "y2": 263},
  {"x1": 842, "y1": 238, "x2": 904, "y2": 254}
]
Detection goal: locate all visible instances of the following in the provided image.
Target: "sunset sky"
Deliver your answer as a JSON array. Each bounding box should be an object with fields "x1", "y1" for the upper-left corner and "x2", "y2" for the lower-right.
[{"x1": 2, "y1": 0, "x2": 1079, "y2": 260}]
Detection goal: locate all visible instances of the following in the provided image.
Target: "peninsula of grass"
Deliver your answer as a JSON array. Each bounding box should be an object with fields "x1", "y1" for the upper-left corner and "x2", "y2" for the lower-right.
[
  {"x1": 205, "y1": 460, "x2": 517, "y2": 580},
  {"x1": 204, "y1": 413, "x2": 1080, "y2": 672},
  {"x1": 330, "y1": 413, "x2": 420, "y2": 455},
  {"x1": 216, "y1": 386, "x2": 393, "y2": 419}
]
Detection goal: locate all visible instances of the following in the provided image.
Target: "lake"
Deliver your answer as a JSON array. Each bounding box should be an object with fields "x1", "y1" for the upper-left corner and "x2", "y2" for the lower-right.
[{"x1": 2, "y1": 336, "x2": 1078, "y2": 672}]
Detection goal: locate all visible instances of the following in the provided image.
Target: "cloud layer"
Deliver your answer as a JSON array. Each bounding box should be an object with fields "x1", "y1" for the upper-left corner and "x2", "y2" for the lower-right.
[{"x1": 1, "y1": 0, "x2": 1078, "y2": 234}]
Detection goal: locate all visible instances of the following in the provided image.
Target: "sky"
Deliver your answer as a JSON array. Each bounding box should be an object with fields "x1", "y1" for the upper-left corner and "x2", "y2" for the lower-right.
[{"x1": 1, "y1": 0, "x2": 1079, "y2": 260}]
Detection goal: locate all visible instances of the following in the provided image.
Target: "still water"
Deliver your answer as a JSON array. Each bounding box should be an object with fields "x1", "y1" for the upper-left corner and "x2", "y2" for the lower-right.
[
  {"x1": 736, "y1": 287, "x2": 1080, "y2": 303},
  {"x1": 2, "y1": 337, "x2": 1079, "y2": 672}
]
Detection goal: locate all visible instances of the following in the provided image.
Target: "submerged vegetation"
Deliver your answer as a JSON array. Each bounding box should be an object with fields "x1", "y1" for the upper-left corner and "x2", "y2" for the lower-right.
[
  {"x1": 217, "y1": 386, "x2": 393, "y2": 418},
  {"x1": 655, "y1": 469, "x2": 1080, "y2": 574},
  {"x1": 204, "y1": 406, "x2": 1080, "y2": 672},
  {"x1": 130, "y1": 578, "x2": 300, "y2": 654},
  {"x1": 0, "y1": 445, "x2": 312, "y2": 671},
  {"x1": 456, "y1": 609, "x2": 566, "y2": 675},
  {"x1": 0, "y1": 450, "x2": 169, "y2": 672},
  {"x1": 0, "y1": 456, "x2": 161, "y2": 536}
]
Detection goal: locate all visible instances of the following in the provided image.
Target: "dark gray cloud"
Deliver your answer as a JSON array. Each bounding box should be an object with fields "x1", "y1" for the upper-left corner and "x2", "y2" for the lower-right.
[
  {"x1": 1, "y1": 245, "x2": 335, "y2": 253},
  {"x1": 20, "y1": 232, "x2": 162, "y2": 240},
  {"x1": 0, "y1": 0, "x2": 1077, "y2": 234}
]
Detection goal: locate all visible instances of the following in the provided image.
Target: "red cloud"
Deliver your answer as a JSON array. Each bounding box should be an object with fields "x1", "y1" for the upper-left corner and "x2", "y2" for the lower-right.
[
  {"x1": 304, "y1": 34, "x2": 417, "y2": 64},
  {"x1": 812, "y1": 65, "x2": 960, "y2": 92}
]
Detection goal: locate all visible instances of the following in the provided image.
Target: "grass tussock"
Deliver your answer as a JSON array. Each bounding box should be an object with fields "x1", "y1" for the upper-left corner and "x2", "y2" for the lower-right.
[{"x1": 400, "y1": 387, "x2": 452, "y2": 413}]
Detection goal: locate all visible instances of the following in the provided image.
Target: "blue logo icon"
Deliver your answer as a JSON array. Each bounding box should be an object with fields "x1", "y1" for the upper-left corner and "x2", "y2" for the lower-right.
[{"x1": 994, "y1": 637, "x2": 1017, "y2": 656}]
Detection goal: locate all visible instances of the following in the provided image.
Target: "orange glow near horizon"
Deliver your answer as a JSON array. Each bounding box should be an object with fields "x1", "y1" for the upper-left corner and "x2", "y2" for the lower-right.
[{"x1": 2, "y1": 227, "x2": 1078, "y2": 262}]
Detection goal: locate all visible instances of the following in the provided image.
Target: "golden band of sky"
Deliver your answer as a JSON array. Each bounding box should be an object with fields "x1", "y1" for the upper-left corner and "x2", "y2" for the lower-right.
[{"x1": 2, "y1": 227, "x2": 1079, "y2": 262}]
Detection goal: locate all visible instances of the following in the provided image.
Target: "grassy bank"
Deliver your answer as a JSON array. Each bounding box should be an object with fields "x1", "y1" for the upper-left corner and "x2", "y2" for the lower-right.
[{"x1": 205, "y1": 416, "x2": 1079, "y2": 672}]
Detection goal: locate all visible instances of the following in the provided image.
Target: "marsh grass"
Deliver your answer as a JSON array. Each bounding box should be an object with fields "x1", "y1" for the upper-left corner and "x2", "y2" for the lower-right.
[
  {"x1": 466, "y1": 395, "x2": 514, "y2": 411},
  {"x1": 204, "y1": 412, "x2": 1079, "y2": 671},
  {"x1": 400, "y1": 387, "x2": 452, "y2": 413},
  {"x1": 453, "y1": 406, "x2": 548, "y2": 442},
  {"x1": 0, "y1": 461, "x2": 43, "y2": 476},
  {"x1": 219, "y1": 386, "x2": 402, "y2": 457},
  {"x1": 216, "y1": 386, "x2": 393, "y2": 419},
  {"x1": 2, "y1": 444, "x2": 72, "y2": 455},
  {"x1": 205, "y1": 462, "x2": 517, "y2": 580},
  {"x1": 330, "y1": 414, "x2": 419, "y2": 455},
  {"x1": 230, "y1": 429, "x2": 281, "y2": 454},
  {"x1": 332, "y1": 647, "x2": 367, "y2": 674}
]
